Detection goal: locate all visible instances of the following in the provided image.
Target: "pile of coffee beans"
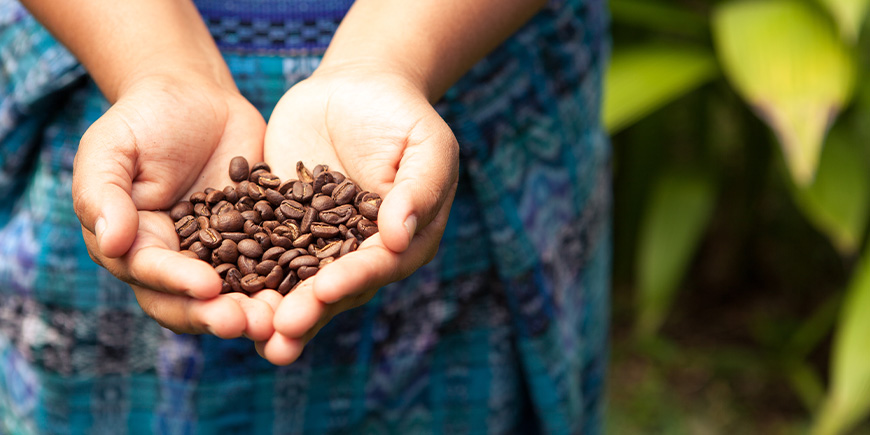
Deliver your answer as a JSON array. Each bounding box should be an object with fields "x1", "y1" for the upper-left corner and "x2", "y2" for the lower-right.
[{"x1": 170, "y1": 157, "x2": 380, "y2": 295}]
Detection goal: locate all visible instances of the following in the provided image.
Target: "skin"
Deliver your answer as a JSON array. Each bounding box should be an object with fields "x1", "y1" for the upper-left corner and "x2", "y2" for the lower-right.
[{"x1": 21, "y1": 0, "x2": 547, "y2": 365}]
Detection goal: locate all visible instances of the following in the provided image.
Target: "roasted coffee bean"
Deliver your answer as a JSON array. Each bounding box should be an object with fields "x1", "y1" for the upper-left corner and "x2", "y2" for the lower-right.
[
  {"x1": 277, "y1": 271, "x2": 298, "y2": 295},
  {"x1": 221, "y1": 281, "x2": 232, "y2": 294},
  {"x1": 229, "y1": 156, "x2": 250, "y2": 182},
  {"x1": 198, "y1": 228, "x2": 222, "y2": 249},
  {"x1": 193, "y1": 202, "x2": 211, "y2": 217},
  {"x1": 175, "y1": 215, "x2": 198, "y2": 237},
  {"x1": 226, "y1": 268, "x2": 243, "y2": 292},
  {"x1": 243, "y1": 220, "x2": 261, "y2": 236},
  {"x1": 264, "y1": 265, "x2": 283, "y2": 289},
  {"x1": 315, "y1": 237, "x2": 326, "y2": 248},
  {"x1": 196, "y1": 216, "x2": 210, "y2": 231},
  {"x1": 308, "y1": 244, "x2": 317, "y2": 255},
  {"x1": 205, "y1": 189, "x2": 225, "y2": 205},
  {"x1": 359, "y1": 193, "x2": 382, "y2": 221},
  {"x1": 287, "y1": 255, "x2": 318, "y2": 269},
  {"x1": 223, "y1": 186, "x2": 240, "y2": 203},
  {"x1": 264, "y1": 189, "x2": 284, "y2": 207},
  {"x1": 300, "y1": 207, "x2": 317, "y2": 234},
  {"x1": 216, "y1": 239, "x2": 239, "y2": 264},
  {"x1": 249, "y1": 168, "x2": 268, "y2": 184},
  {"x1": 211, "y1": 200, "x2": 234, "y2": 216},
  {"x1": 329, "y1": 170, "x2": 346, "y2": 184},
  {"x1": 235, "y1": 195, "x2": 254, "y2": 212},
  {"x1": 189, "y1": 191, "x2": 207, "y2": 204},
  {"x1": 284, "y1": 221, "x2": 301, "y2": 240},
  {"x1": 291, "y1": 181, "x2": 314, "y2": 203},
  {"x1": 320, "y1": 204, "x2": 354, "y2": 225},
  {"x1": 179, "y1": 250, "x2": 200, "y2": 259},
  {"x1": 180, "y1": 232, "x2": 198, "y2": 249},
  {"x1": 262, "y1": 220, "x2": 280, "y2": 232},
  {"x1": 189, "y1": 241, "x2": 210, "y2": 261},
  {"x1": 340, "y1": 238, "x2": 358, "y2": 256},
  {"x1": 297, "y1": 266, "x2": 318, "y2": 280},
  {"x1": 221, "y1": 232, "x2": 248, "y2": 243},
  {"x1": 354, "y1": 190, "x2": 367, "y2": 208},
  {"x1": 270, "y1": 234, "x2": 293, "y2": 249},
  {"x1": 237, "y1": 180, "x2": 250, "y2": 195},
  {"x1": 211, "y1": 249, "x2": 222, "y2": 265},
  {"x1": 278, "y1": 179, "x2": 295, "y2": 195},
  {"x1": 310, "y1": 194, "x2": 335, "y2": 211},
  {"x1": 255, "y1": 260, "x2": 278, "y2": 276},
  {"x1": 262, "y1": 246, "x2": 286, "y2": 262},
  {"x1": 312, "y1": 164, "x2": 328, "y2": 178},
  {"x1": 257, "y1": 173, "x2": 281, "y2": 189},
  {"x1": 293, "y1": 233, "x2": 313, "y2": 248},
  {"x1": 241, "y1": 210, "x2": 262, "y2": 224},
  {"x1": 316, "y1": 240, "x2": 342, "y2": 259},
  {"x1": 211, "y1": 210, "x2": 244, "y2": 232},
  {"x1": 279, "y1": 200, "x2": 305, "y2": 220},
  {"x1": 332, "y1": 180, "x2": 356, "y2": 205},
  {"x1": 253, "y1": 232, "x2": 272, "y2": 251},
  {"x1": 358, "y1": 218, "x2": 378, "y2": 238},
  {"x1": 214, "y1": 263, "x2": 237, "y2": 278},
  {"x1": 296, "y1": 161, "x2": 314, "y2": 183},
  {"x1": 170, "y1": 201, "x2": 194, "y2": 221},
  {"x1": 310, "y1": 222, "x2": 340, "y2": 239},
  {"x1": 278, "y1": 249, "x2": 305, "y2": 268},
  {"x1": 240, "y1": 273, "x2": 265, "y2": 293},
  {"x1": 238, "y1": 255, "x2": 258, "y2": 276},
  {"x1": 346, "y1": 214, "x2": 363, "y2": 229},
  {"x1": 321, "y1": 182, "x2": 337, "y2": 196},
  {"x1": 236, "y1": 238, "x2": 263, "y2": 258},
  {"x1": 251, "y1": 161, "x2": 271, "y2": 173},
  {"x1": 247, "y1": 182, "x2": 266, "y2": 201},
  {"x1": 254, "y1": 200, "x2": 275, "y2": 220},
  {"x1": 319, "y1": 257, "x2": 335, "y2": 267}
]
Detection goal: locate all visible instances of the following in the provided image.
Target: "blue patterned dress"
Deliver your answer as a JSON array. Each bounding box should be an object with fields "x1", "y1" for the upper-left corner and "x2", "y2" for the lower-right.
[{"x1": 0, "y1": 0, "x2": 611, "y2": 433}]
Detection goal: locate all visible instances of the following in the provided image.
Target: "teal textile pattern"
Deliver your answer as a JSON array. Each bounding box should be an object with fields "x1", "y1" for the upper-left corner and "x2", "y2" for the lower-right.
[{"x1": 0, "y1": 0, "x2": 611, "y2": 433}]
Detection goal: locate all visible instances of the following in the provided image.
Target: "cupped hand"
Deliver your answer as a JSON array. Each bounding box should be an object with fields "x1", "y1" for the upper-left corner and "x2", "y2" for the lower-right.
[
  {"x1": 73, "y1": 74, "x2": 279, "y2": 341},
  {"x1": 257, "y1": 66, "x2": 459, "y2": 364}
]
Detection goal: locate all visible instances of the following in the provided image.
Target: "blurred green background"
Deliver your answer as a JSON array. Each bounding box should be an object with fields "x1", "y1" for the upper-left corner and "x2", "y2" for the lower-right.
[{"x1": 602, "y1": 0, "x2": 870, "y2": 433}]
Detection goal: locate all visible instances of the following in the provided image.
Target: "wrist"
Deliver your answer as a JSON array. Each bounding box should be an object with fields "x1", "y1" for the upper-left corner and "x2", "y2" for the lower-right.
[{"x1": 314, "y1": 57, "x2": 434, "y2": 103}]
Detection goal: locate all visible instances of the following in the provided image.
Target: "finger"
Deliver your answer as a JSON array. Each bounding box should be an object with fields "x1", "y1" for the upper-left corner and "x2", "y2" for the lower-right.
[
  {"x1": 378, "y1": 119, "x2": 459, "y2": 253},
  {"x1": 225, "y1": 292, "x2": 277, "y2": 341},
  {"x1": 260, "y1": 332, "x2": 305, "y2": 366},
  {"x1": 132, "y1": 288, "x2": 247, "y2": 338},
  {"x1": 72, "y1": 111, "x2": 140, "y2": 258},
  {"x1": 272, "y1": 279, "x2": 327, "y2": 338},
  {"x1": 314, "y1": 201, "x2": 451, "y2": 304}
]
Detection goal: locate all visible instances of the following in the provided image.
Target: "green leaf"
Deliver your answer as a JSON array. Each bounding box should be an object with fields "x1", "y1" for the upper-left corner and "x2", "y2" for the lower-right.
[
  {"x1": 712, "y1": 0, "x2": 856, "y2": 186},
  {"x1": 813, "y1": 248, "x2": 870, "y2": 435},
  {"x1": 635, "y1": 169, "x2": 717, "y2": 337},
  {"x1": 790, "y1": 125, "x2": 870, "y2": 255},
  {"x1": 609, "y1": 0, "x2": 707, "y2": 37},
  {"x1": 603, "y1": 45, "x2": 718, "y2": 134},
  {"x1": 817, "y1": 0, "x2": 870, "y2": 42}
]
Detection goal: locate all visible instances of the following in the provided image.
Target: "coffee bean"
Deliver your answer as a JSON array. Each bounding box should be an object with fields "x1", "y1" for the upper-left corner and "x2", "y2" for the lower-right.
[
  {"x1": 198, "y1": 228, "x2": 222, "y2": 249},
  {"x1": 293, "y1": 233, "x2": 313, "y2": 248},
  {"x1": 311, "y1": 222, "x2": 340, "y2": 239},
  {"x1": 249, "y1": 168, "x2": 268, "y2": 184},
  {"x1": 226, "y1": 268, "x2": 243, "y2": 292},
  {"x1": 251, "y1": 161, "x2": 271, "y2": 173},
  {"x1": 296, "y1": 161, "x2": 314, "y2": 183},
  {"x1": 223, "y1": 186, "x2": 240, "y2": 203},
  {"x1": 247, "y1": 183, "x2": 266, "y2": 201},
  {"x1": 235, "y1": 195, "x2": 254, "y2": 212},
  {"x1": 332, "y1": 180, "x2": 356, "y2": 205},
  {"x1": 216, "y1": 239, "x2": 239, "y2": 264},
  {"x1": 328, "y1": 170, "x2": 346, "y2": 184},
  {"x1": 287, "y1": 255, "x2": 318, "y2": 270},
  {"x1": 346, "y1": 214, "x2": 363, "y2": 229},
  {"x1": 180, "y1": 232, "x2": 199, "y2": 249},
  {"x1": 257, "y1": 173, "x2": 281, "y2": 189},
  {"x1": 291, "y1": 181, "x2": 314, "y2": 203},
  {"x1": 238, "y1": 255, "x2": 258, "y2": 276},
  {"x1": 279, "y1": 200, "x2": 305, "y2": 220},
  {"x1": 321, "y1": 182, "x2": 337, "y2": 196},
  {"x1": 253, "y1": 231, "x2": 272, "y2": 251},
  {"x1": 359, "y1": 193, "x2": 381, "y2": 221},
  {"x1": 265, "y1": 189, "x2": 284, "y2": 207},
  {"x1": 358, "y1": 218, "x2": 378, "y2": 238},
  {"x1": 229, "y1": 156, "x2": 250, "y2": 182},
  {"x1": 340, "y1": 237, "x2": 358, "y2": 257},
  {"x1": 278, "y1": 249, "x2": 304, "y2": 268},
  {"x1": 205, "y1": 189, "x2": 225, "y2": 206},
  {"x1": 300, "y1": 207, "x2": 317, "y2": 234},
  {"x1": 319, "y1": 257, "x2": 335, "y2": 267},
  {"x1": 211, "y1": 210, "x2": 244, "y2": 232},
  {"x1": 175, "y1": 215, "x2": 198, "y2": 237},
  {"x1": 320, "y1": 204, "x2": 354, "y2": 225},
  {"x1": 270, "y1": 233, "x2": 293, "y2": 249},
  {"x1": 241, "y1": 210, "x2": 262, "y2": 224},
  {"x1": 214, "y1": 263, "x2": 237, "y2": 278},
  {"x1": 316, "y1": 240, "x2": 342, "y2": 259},
  {"x1": 313, "y1": 171, "x2": 334, "y2": 193},
  {"x1": 311, "y1": 194, "x2": 335, "y2": 211},
  {"x1": 312, "y1": 164, "x2": 328, "y2": 178},
  {"x1": 297, "y1": 266, "x2": 318, "y2": 280},
  {"x1": 243, "y1": 220, "x2": 261, "y2": 236},
  {"x1": 262, "y1": 220, "x2": 280, "y2": 233},
  {"x1": 240, "y1": 273, "x2": 265, "y2": 293},
  {"x1": 254, "y1": 201, "x2": 275, "y2": 221},
  {"x1": 196, "y1": 216, "x2": 210, "y2": 231},
  {"x1": 237, "y1": 239, "x2": 263, "y2": 258},
  {"x1": 170, "y1": 201, "x2": 194, "y2": 221},
  {"x1": 211, "y1": 200, "x2": 234, "y2": 216},
  {"x1": 189, "y1": 191, "x2": 207, "y2": 204},
  {"x1": 221, "y1": 232, "x2": 248, "y2": 243},
  {"x1": 193, "y1": 202, "x2": 211, "y2": 217},
  {"x1": 262, "y1": 246, "x2": 286, "y2": 262},
  {"x1": 264, "y1": 265, "x2": 283, "y2": 289},
  {"x1": 189, "y1": 241, "x2": 210, "y2": 261},
  {"x1": 277, "y1": 271, "x2": 298, "y2": 295},
  {"x1": 255, "y1": 260, "x2": 278, "y2": 276}
]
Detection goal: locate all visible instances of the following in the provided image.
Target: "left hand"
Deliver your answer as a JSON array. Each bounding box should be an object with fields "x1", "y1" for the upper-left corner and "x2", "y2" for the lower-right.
[{"x1": 254, "y1": 64, "x2": 459, "y2": 365}]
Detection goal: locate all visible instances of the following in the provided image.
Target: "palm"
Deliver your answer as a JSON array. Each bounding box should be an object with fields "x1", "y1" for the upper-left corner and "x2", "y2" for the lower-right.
[{"x1": 258, "y1": 71, "x2": 459, "y2": 364}]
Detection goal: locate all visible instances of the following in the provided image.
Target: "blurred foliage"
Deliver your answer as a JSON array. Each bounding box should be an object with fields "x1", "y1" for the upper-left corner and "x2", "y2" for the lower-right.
[{"x1": 604, "y1": 0, "x2": 870, "y2": 432}]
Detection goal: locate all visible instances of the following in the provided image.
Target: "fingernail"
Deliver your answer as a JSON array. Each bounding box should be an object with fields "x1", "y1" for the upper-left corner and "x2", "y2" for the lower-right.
[
  {"x1": 206, "y1": 325, "x2": 218, "y2": 336},
  {"x1": 95, "y1": 217, "x2": 107, "y2": 246},
  {"x1": 404, "y1": 215, "x2": 417, "y2": 242}
]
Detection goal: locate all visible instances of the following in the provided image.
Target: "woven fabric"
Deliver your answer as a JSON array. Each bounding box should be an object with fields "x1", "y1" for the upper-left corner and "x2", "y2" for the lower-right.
[{"x1": 0, "y1": 0, "x2": 611, "y2": 433}]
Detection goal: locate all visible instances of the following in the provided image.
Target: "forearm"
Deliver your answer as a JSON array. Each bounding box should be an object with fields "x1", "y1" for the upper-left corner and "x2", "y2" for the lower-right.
[
  {"x1": 20, "y1": 0, "x2": 233, "y2": 102},
  {"x1": 321, "y1": 0, "x2": 547, "y2": 102}
]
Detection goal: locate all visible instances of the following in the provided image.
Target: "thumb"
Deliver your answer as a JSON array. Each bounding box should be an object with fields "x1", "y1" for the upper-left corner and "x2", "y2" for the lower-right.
[
  {"x1": 72, "y1": 112, "x2": 140, "y2": 259},
  {"x1": 378, "y1": 120, "x2": 459, "y2": 253}
]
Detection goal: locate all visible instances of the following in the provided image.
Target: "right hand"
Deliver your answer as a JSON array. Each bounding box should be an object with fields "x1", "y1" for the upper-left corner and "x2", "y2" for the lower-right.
[{"x1": 72, "y1": 73, "x2": 281, "y2": 341}]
